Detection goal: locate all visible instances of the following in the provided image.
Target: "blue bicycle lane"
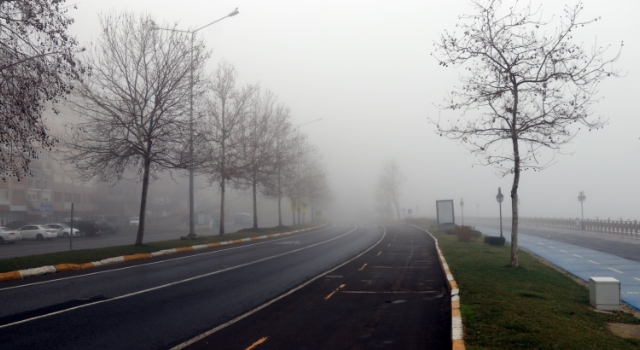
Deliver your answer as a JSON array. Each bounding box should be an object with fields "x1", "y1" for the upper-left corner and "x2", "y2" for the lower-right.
[{"x1": 477, "y1": 226, "x2": 640, "y2": 311}]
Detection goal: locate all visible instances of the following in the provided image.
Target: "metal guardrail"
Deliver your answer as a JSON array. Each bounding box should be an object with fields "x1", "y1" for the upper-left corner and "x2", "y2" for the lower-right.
[{"x1": 519, "y1": 217, "x2": 640, "y2": 236}]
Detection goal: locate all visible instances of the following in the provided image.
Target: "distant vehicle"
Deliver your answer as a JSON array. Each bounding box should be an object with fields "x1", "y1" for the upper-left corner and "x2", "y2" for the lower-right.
[
  {"x1": 0, "y1": 227, "x2": 22, "y2": 244},
  {"x1": 234, "y1": 213, "x2": 252, "y2": 225},
  {"x1": 74, "y1": 221, "x2": 101, "y2": 236},
  {"x1": 4, "y1": 220, "x2": 31, "y2": 230},
  {"x1": 63, "y1": 217, "x2": 82, "y2": 223},
  {"x1": 129, "y1": 217, "x2": 140, "y2": 227},
  {"x1": 96, "y1": 221, "x2": 118, "y2": 234},
  {"x1": 45, "y1": 223, "x2": 80, "y2": 238},
  {"x1": 18, "y1": 225, "x2": 57, "y2": 241}
]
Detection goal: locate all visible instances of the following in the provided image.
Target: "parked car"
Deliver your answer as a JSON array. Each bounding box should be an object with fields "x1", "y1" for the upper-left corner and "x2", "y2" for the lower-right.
[
  {"x1": 17, "y1": 225, "x2": 58, "y2": 240},
  {"x1": 0, "y1": 227, "x2": 22, "y2": 244},
  {"x1": 129, "y1": 217, "x2": 140, "y2": 227},
  {"x1": 95, "y1": 221, "x2": 118, "y2": 234},
  {"x1": 74, "y1": 220, "x2": 101, "y2": 236},
  {"x1": 45, "y1": 223, "x2": 81, "y2": 238},
  {"x1": 4, "y1": 220, "x2": 32, "y2": 230}
]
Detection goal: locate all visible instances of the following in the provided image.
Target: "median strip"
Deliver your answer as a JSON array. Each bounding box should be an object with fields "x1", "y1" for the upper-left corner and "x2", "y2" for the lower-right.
[{"x1": 0, "y1": 226, "x2": 322, "y2": 283}]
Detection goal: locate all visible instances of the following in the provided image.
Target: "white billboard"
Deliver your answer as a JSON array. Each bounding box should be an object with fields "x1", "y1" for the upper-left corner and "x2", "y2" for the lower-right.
[{"x1": 436, "y1": 200, "x2": 455, "y2": 226}]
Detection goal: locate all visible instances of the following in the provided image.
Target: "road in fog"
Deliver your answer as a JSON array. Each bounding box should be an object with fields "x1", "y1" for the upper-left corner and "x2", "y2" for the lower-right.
[
  {"x1": 477, "y1": 222, "x2": 640, "y2": 262},
  {"x1": 0, "y1": 221, "x2": 277, "y2": 259},
  {"x1": 0, "y1": 225, "x2": 383, "y2": 349}
]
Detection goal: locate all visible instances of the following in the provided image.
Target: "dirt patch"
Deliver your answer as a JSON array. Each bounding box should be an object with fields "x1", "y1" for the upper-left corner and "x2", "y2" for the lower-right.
[{"x1": 608, "y1": 323, "x2": 640, "y2": 339}]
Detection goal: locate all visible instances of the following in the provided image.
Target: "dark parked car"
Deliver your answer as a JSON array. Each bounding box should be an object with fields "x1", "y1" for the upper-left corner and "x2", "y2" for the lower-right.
[
  {"x1": 95, "y1": 221, "x2": 118, "y2": 234},
  {"x1": 74, "y1": 220, "x2": 101, "y2": 236}
]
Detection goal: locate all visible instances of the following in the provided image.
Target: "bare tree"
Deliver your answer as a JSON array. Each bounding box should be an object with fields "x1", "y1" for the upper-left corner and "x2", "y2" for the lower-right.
[
  {"x1": 260, "y1": 103, "x2": 297, "y2": 227},
  {"x1": 235, "y1": 88, "x2": 278, "y2": 229},
  {"x1": 198, "y1": 61, "x2": 255, "y2": 235},
  {"x1": 432, "y1": 0, "x2": 621, "y2": 266},
  {"x1": 64, "y1": 12, "x2": 209, "y2": 245},
  {"x1": 0, "y1": 0, "x2": 85, "y2": 180},
  {"x1": 376, "y1": 159, "x2": 404, "y2": 221}
]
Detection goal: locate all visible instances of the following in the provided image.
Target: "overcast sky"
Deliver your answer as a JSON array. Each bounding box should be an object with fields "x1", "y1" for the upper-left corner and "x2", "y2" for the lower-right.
[{"x1": 67, "y1": 0, "x2": 640, "y2": 223}]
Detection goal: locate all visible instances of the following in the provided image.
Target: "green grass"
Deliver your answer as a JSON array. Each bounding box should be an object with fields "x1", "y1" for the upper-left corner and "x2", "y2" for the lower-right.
[
  {"x1": 0, "y1": 224, "x2": 316, "y2": 273},
  {"x1": 429, "y1": 229, "x2": 640, "y2": 350}
]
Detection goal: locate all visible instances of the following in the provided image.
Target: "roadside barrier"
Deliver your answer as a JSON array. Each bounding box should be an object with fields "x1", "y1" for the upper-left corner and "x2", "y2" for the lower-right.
[
  {"x1": 0, "y1": 226, "x2": 322, "y2": 283},
  {"x1": 410, "y1": 225, "x2": 465, "y2": 350}
]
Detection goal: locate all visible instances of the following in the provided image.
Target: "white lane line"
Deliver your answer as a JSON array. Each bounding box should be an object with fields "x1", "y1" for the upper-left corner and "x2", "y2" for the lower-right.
[
  {"x1": 548, "y1": 246, "x2": 556, "y2": 249},
  {"x1": 588, "y1": 260, "x2": 600, "y2": 265},
  {"x1": 0, "y1": 227, "x2": 359, "y2": 329},
  {"x1": 537, "y1": 242, "x2": 545, "y2": 245},
  {"x1": 170, "y1": 227, "x2": 387, "y2": 350},
  {"x1": 0, "y1": 226, "x2": 335, "y2": 292},
  {"x1": 635, "y1": 278, "x2": 640, "y2": 282},
  {"x1": 560, "y1": 250, "x2": 568, "y2": 253},
  {"x1": 608, "y1": 267, "x2": 624, "y2": 274},
  {"x1": 573, "y1": 254, "x2": 583, "y2": 258}
]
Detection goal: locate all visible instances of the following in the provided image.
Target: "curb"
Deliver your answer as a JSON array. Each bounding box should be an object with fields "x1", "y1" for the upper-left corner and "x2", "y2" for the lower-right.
[
  {"x1": 411, "y1": 225, "x2": 465, "y2": 350},
  {"x1": 0, "y1": 226, "x2": 323, "y2": 283}
]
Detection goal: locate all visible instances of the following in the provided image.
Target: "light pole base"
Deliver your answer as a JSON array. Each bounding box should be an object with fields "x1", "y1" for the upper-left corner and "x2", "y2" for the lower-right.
[{"x1": 180, "y1": 234, "x2": 200, "y2": 240}]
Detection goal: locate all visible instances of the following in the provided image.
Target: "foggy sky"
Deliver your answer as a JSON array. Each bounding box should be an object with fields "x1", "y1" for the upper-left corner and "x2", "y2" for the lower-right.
[{"x1": 66, "y1": 1, "x2": 640, "y2": 222}]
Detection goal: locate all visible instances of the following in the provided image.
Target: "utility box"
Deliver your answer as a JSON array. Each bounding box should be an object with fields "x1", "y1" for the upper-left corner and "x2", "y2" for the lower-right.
[{"x1": 589, "y1": 277, "x2": 621, "y2": 311}]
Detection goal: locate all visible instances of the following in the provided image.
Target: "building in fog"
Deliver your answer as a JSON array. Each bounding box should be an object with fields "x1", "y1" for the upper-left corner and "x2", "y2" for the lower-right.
[{"x1": 0, "y1": 150, "x2": 96, "y2": 226}]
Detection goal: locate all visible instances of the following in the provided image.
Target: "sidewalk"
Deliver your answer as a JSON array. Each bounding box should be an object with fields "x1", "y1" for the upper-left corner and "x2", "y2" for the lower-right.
[{"x1": 478, "y1": 226, "x2": 640, "y2": 311}]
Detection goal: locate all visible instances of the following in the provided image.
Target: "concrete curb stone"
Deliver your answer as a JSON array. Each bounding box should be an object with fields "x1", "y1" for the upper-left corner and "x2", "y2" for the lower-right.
[{"x1": 0, "y1": 226, "x2": 322, "y2": 283}]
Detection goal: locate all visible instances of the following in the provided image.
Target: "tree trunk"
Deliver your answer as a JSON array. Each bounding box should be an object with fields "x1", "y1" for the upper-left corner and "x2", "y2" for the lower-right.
[
  {"x1": 277, "y1": 168, "x2": 282, "y2": 227},
  {"x1": 135, "y1": 157, "x2": 151, "y2": 245},
  {"x1": 510, "y1": 91, "x2": 520, "y2": 268},
  {"x1": 291, "y1": 198, "x2": 296, "y2": 225},
  {"x1": 252, "y1": 179, "x2": 258, "y2": 229},
  {"x1": 219, "y1": 176, "x2": 226, "y2": 235}
]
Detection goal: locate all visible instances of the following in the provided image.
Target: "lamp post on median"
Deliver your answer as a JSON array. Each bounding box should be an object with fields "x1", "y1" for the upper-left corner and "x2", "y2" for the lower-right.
[
  {"x1": 496, "y1": 188, "x2": 504, "y2": 238},
  {"x1": 151, "y1": 8, "x2": 239, "y2": 239},
  {"x1": 578, "y1": 191, "x2": 586, "y2": 230}
]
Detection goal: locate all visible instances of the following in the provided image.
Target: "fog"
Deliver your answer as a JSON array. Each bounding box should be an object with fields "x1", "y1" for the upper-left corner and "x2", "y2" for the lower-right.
[{"x1": 66, "y1": 1, "x2": 640, "y2": 224}]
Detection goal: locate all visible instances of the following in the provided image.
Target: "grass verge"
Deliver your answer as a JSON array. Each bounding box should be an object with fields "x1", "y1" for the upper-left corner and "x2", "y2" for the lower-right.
[
  {"x1": 0, "y1": 224, "x2": 317, "y2": 273},
  {"x1": 428, "y1": 228, "x2": 640, "y2": 350}
]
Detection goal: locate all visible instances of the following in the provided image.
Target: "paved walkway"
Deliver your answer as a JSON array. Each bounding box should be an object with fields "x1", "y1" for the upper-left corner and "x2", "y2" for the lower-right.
[{"x1": 477, "y1": 226, "x2": 640, "y2": 311}]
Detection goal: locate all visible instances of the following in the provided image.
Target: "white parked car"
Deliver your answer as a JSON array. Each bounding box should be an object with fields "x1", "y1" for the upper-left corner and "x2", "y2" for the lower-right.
[
  {"x1": 17, "y1": 225, "x2": 58, "y2": 241},
  {"x1": 45, "y1": 223, "x2": 81, "y2": 238},
  {"x1": 0, "y1": 227, "x2": 22, "y2": 244},
  {"x1": 129, "y1": 217, "x2": 140, "y2": 226}
]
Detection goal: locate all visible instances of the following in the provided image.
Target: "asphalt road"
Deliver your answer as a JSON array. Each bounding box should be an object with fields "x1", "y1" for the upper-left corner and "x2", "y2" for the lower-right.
[
  {"x1": 478, "y1": 222, "x2": 640, "y2": 262},
  {"x1": 0, "y1": 225, "x2": 385, "y2": 349},
  {"x1": 182, "y1": 224, "x2": 451, "y2": 350},
  {"x1": 0, "y1": 220, "x2": 271, "y2": 259}
]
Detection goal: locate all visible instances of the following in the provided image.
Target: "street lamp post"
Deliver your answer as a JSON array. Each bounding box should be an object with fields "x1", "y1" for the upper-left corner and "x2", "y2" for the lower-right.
[
  {"x1": 295, "y1": 118, "x2": 323, "y2": 225},
  {"x1": 152, "y1": 8, "x2": 239, "y2": 239},
  {"x1": 460, "y1": 198, "x2": 464, "y2": 226},
  {"x1": 496, "y1": 188, "x2": 504, "y2": 238},
  {"x1": 578, "y1": 191, "x2": 586, "y2": 230}
]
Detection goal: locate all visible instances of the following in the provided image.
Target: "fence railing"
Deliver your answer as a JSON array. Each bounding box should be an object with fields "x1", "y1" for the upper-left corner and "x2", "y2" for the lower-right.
[{"x1": 519, "y1": 217, "x2": 640, "y2": 236}]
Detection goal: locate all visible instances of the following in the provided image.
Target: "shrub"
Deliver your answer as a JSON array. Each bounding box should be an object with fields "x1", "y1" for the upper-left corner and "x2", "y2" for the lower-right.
[
  {"x1": 444, "y1": 228, "x2": 456, "y2": 235},
  {"x1": 455, "y1": 225, "x2": 473, "y2": 242},
  {"x1": 471, "y1": 230, "x2": 482, "y2": 239},
  {"x1": 484, "y1": 236, "x2": 506, "y2": 246}
]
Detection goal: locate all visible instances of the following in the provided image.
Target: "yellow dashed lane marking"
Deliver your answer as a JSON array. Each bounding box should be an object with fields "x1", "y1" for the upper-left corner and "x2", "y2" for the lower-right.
[
  {"x1": 324, "y1": 284, "x2": 346, "y2": 300},
  {"x1": 377, "y1": 251, "x2": 382, "y2": 256},
  {"x1": 245, "y1": 336, "x2": 268, "y2": 350},
  {"x1": 358, "y1": 263, "x2": 367, "y2": 271}
]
